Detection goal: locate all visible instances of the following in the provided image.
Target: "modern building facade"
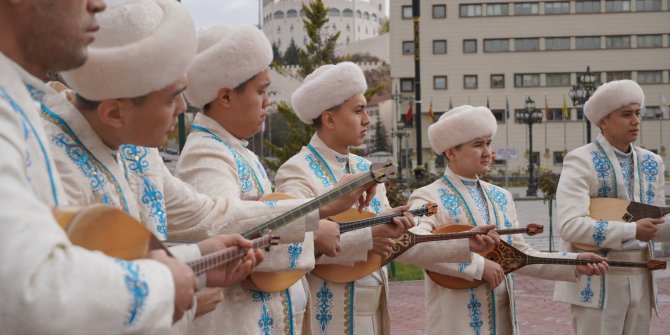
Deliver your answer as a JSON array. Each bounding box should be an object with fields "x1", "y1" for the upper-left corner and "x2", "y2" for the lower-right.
[
  {"x1": 389, "y1": 0, "x2": 670, "y2": 174},
  {"x1": 262, "y1": 0, "x2": 387, "y2": 52}
]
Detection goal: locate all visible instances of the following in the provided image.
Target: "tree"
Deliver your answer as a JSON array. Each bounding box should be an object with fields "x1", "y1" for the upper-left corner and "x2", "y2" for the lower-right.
[
  {"x1": 271, "y1": 42, "x2": 283, "y2": 65},
  {"x1": 297, "y1": 0, "x2": 346, "y2": 78},
  {"x1": 283, "y1": 39, "x2": 300, "y2": 65},
  {"x1": 372, "y1": 116, "x2": 389, "y2": 153}
]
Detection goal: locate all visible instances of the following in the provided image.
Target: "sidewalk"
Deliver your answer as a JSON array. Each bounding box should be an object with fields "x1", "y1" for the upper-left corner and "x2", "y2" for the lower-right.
[{"x1": 388, "y1": 260, "x2": 670, "y2": 335}]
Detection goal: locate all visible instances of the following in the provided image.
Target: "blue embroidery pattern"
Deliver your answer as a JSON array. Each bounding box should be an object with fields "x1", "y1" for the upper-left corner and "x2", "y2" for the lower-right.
[
  {"x1": 258, "y1": 304, "x2": 274, "y2": 335},
  {"x1": 461, "y1": 180, "x2": 490, "y2": 225},
  {"x1": 121, "y1": 145, "x2": 167, "y2": 239},
  {"x1": 438, "y1": 188, "x2": 462, "y2": 222},
  {"x1": 262, "y1": 200, "x2": 278, "y2": 207},
  {"x1": 114, "y1": 259, "x2": 148, "y2": 327},
  {"x1": 305, "y1": 154, "x2": 333, "y2": 187},
  {"x1": 591, "y1": 150, "x2": 613, "y2": 198},
  {"x1": 580, "y1": 276, "x2": 594, "y2": 303},
  {"x1": 640, "y1": 153, "x2": 658, "y2": 205},
  {"x1": 315, "y1": 281, "x2": 333, "y2": 334},
  {"x1": 592, "y1": 220, "x2": 608, "y2": 247},
  {"x1": 354, "y1": 156, "x2": 370, "y2": 172},
  {"x1": 488, "y1": 186, "x2": 513, "y2": 243},
  {"x1": 458, "y1": 262, "x2": 468, "y2": 273},
  {"x1": 615, "y1": 151, "x2": 634, "y2": 200},
  {"x1": 287, "y1": 242, "x2": 303, "y2": 269},
  {"x1": 369, "y1": 197, "x2": 382, "y2": 215},
  {"x1": 467, "y1": 288, "x2": 483, "y2": 335}
]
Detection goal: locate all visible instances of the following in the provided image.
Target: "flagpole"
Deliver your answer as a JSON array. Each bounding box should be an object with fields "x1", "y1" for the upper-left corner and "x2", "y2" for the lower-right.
[{"x1": 505, "y1": 95, "x2": 509, "y2": 147}]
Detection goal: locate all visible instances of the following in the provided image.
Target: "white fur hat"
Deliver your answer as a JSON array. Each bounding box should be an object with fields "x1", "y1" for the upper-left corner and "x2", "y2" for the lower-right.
[
  {"x1": 185, "y1": 24, "x2": 273, "y2": 108},
  {"x1": 584, "y1": 79, "x2": 645, "y2": 125},
  {"x1": 291, "y1": 62, "x2": 368, "y2": 124},
  {"x1": 61, "y1": 0, "x2": 196, "y2": 101},
  {"x1": 428, "y1": 105, "x2": 497, "y2": 154}
]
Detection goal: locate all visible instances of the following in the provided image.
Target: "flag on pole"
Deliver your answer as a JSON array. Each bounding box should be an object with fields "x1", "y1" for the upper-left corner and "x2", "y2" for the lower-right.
[
  {"x1": 505, "y1": 96, "x2": 511, "y2": 120},
  {"x1": 448, "y1": 96, "x2": 453, "y2": 110},
  {"x1": 486, "y1": 96, "x2": 490, "y2": 109},
  {"x1": 428, "y1": 98, "x2": 435, "y2": 123},
  {"x1": 544, "y1": 95, "x2": 549, "y2": 121},
  {"x1": 562, "y1": 95, "x2": 569, "y2": 120},
  {"x1": 661, "y1": 93, "x2": 669, "y2": 119},
  {"x1": 404, "y1": 103, "x2": 414, "y2": 123}
]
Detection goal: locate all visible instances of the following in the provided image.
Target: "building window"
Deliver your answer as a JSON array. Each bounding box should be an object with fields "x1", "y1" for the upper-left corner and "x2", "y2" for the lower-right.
[
  {"x1": 606, "y1": 35, "x2": 631, "y2": 49},
  {"x1": 575, "y1": 0, "x2": 601, "y2": 13},
  {"x1": 343, "y1": 9, "x2": 354, "y2": 17},
  {"x1": 491, "y1": 109, "x2": 506, "y2": 123},
  {"x1": 400, "y1": 78, "x2": 414, "y2": 92},
  {"x1": 642, "y1": 106, "x2": 662, "y2": 119},
  {"x1": 553, "y1": 151, "x2": 565, "y2": 164},
  {"x1": 372, "y1": 14, "x2": 377, "y2": 22},
  {"x1": 546, "y1": 73, "x2": 571, "y2": 87},
  {"x1": 355, "y1": 10, "x2": 362, "y2": 18},
  {"x1": 545, "y1": 1, "x2": 570, "y2": 14},
  {"x1": 402, "y1": 41, "x2": 414, "y2": 55},
  {"x1": 463, "y1": 39, "x2": 477, "y2": 53},
  {"x1": 547, "y1": 108, "x2": 568, "y2": 121},
  {"x1": 638, "y1": 71, "x2": 663, "y2": 84},
  {"x1": 364, "y1": 11, "x2": 370, "y2": 20},
  {"x1": 433, "y1": 40, "x2": 447, "y2": 54},
  {"x1": 432, "y1": 4, "x2": 447, "y2": 18},
  {"x1": 328, "y1": 8, "x2": 340, "y2": 17},
  {"x1": 637, "y1": 34, "x2": 662, "y2": 48},
  {"x1": 484, "y1": 39, "x2": 510, "y2": 52},
  {"x1": 486, "y1": 3, "x2": 508, "y2": 16},
  {"x1": 287, "y1": 9, "x2": 297, "y2": 18},
  {"x1": 460, "y1": 4, "x2": 482, "y2": 17},
  {"x1": 515, "y1": 73, "x2": 540, "y2": 87},
  {"x1": 464, "y1": 75, "x2": 478, "y2": 89},
  {"x1": 545, "y1": 37, "x2": 571, "y2": 50},
  {"x1": 491, "y1": 74, "x2": 505, "y2": 88},
  {"x1": 575, "y1": 36, "x2": 601, "y2": 49},
  {"x1": 607, "y1": 71, "x2": 632, "y2": 81},
  {"x1": 402, "y1": 6, "x2": 412, "y2": 19},
  {"x1": 514, "y1": 2, "x2": 539, "y2": 15},
  {"x1": 434, "y1": 76, "x2": 448, "y2": 90},
  {"x1": 605, "y1": 0, "x2": 630, "y2": 12},
  {"x1": 637, "y1": 0, "x2": 662, "y2": 11},
  {"x1": 274, "y1": 11, "x2": 285, "y2": 19},
  {"x1": 514, "y1": 38, "x2": 540, "y2": 51}
]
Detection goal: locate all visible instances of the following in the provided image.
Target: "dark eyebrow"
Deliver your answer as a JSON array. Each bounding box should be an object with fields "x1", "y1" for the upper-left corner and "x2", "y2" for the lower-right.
[{"x1": 171, "y1": 85, "x2": 187, "y2": 99}]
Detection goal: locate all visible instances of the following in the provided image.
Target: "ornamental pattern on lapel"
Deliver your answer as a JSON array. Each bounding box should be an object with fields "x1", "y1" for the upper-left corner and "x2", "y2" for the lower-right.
[
  {"x1": 121, "y1": 145, "x2": 167, "y2": 239},
  {"x1": 485, "y1": 185, "x2": 513, "y2": 243},
  {"x1": 438, "y1": 188, "x2": 463, "y2": 223},
  {"x1": 614, "y1": 150, "x2": 634, "y2": 200},
  {"x1": 461, "y1": 179, "x2": 490, "y2": 225},
  {"x1": 592, "y1": 142, "x2": 618, "y2": 198},
  {"x1": 305, "y1": 153, "x2": 334, "y2": 187},
  {"x1": 638, "y1": 152, "x2": 659, "y2": 205},
  {"x1": 113, "y1": 259, "x2": 148, "y2": 327},
  {"x1": 466, "y1": 288, "x2": 483, "y2": 335},
  {"x1": 315, "y1": 281, "x2": 333, "y2": 334}
]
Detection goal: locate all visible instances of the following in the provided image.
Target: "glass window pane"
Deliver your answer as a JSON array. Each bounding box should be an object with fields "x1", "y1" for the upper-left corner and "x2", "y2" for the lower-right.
[
  {"x1": 545, "y1": 37, "x2": 571, "y2": 50},
  {"x1": 433, "y1": 40, "x2": 447, "y2": 54},
  {"x1": 545, "y1": 1, "x2": 570, "y2": 14},
  {"x1": 434, "y1": 76, "x2": 448, "y2": 89},
  {"x1": 460, "y1": 4, "x2": 482, "y2": 17},
  {"x1": 576, "y1": 36, "x2": 601, "y2": 50},
  {"x1": 515, "y1": 74, "x2": 540, "y2": 87},
  {"x1": 637, "y1": 35, "x2": 662, "y2": 48},
  {"x1": 638, "y1": 71, "x2": 663, "y2": 84},
  {"x1": 402, "y1": 6, "x2": 412, "y2": 19},
  {"x1": 464, "y1": 75, "x2": 478, "y2": 89},
  {"x1": 491, "y1": 74, "x2": 505, "y2": 88},
  {"x1": 606, "y1": 35, "x2": 631, "y2": 49},
  {"x1": 342, "y1": 9, "x2": 353, "y2": 17},
  {"x1": 606, "y1": 71, "x2": 632, "y2": 81},
  {"x1": 514, "y1": 2, "x2": 539, "y2": 15},
  {"x1": 605, "y1": 0, "x2": 630, "y2": 12},
  {"x1": 400, "y1": 79, "x2": 414, "y2": 92},
  {"x1": 484, "y1": 39, "x2": 509, "y2": 52},
  {"x1": 546, "y1": 73, "x2": 571, "y2": 87},
  {"x1": 463, "y1": 39, "x2": 477, "y2": 53},
  {"x1": 515, "y1": 38, "x2": 540, "y2": 51},
  {"x1": 432, "y1": 4, "x2": 447, "y2": 18},
  {"x1": 487, "y1": 4, "x2": 508, "y2": 16},
  {"x1": 403, "y1": 41, "x2": 414, "y2": 55},
  {"x1": 575, "y1": 1, "x2": 601, "y2": 13}
]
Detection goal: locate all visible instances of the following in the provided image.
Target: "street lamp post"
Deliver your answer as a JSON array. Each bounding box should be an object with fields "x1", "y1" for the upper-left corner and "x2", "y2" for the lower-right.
[
  {"x1": 516, "y1": 96, "x2": 543, "y2": 197},
  {"x1": 391, "y1": 85, "x2": 413, "y2": 182},
  {"x1": 568, "y1": 66, "x2": 601, "y2": 143}
]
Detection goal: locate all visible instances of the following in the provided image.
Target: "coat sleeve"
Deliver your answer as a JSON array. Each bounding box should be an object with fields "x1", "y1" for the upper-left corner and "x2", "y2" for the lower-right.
[
  {"x1": 164, "y1": 151, "x2": 317, "y2": 243},
  {"x1": 557, "y1": 150, "x2": 627, "y2": 250},
  {"x1": 0, "y1": 105, "x2": 175, "y2": 335},
  {"x1": 651, "y1": 158, "x2": 670, "y2": 242},
  {"x1": 394, "y1": 187, "x2": 475, "y2": 279}
]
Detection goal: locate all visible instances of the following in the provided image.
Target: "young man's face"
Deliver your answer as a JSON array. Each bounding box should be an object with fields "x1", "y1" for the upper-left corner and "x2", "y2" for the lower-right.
[
  {"x1": 12, "y1": 0, "x2": 106, "y2": 74},
  {"x1": 598, "y1": 103, "x2": 641, "y2": 146},
  {"x1": 121, "y1": 74, "x2": 188, "y2": 147},
  {"x1": 225, "y1": 68, "x2": 271, "y2": 139},
  {"x1": 445, "y1": 136, "x2": 493, "y2": 178},
  {"x1": 329, "y1": 93, "x2": 369, "y2": 147}
]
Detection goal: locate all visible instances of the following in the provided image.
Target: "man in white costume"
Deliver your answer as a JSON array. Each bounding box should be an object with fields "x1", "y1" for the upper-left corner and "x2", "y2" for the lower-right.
[
  {"x1": 274, "y1": 62, "x2": 499, "y2": 335},
  {"x1": 553, "y1": 79, "x2": 670, "y2": 335},
  {"x1": 0, "y1": 0, "x2": 216, "y2": 333},
  {"x1": 176, "y1": 24, "x2": 340, "y2": 335},
  {"x1": 40, "y1": 0, "x2": 374, "y2": 329},
  {"x1": 407, "y1": 105, "x2": 607, "y2": 335}
]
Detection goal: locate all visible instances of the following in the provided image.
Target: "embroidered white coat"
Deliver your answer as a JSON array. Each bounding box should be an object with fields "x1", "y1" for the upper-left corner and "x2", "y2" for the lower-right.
[
  {"x1": 0, "y1": 52, "x2": 177, "y2": 334},
  {"x1": 176, "y1": 113, "x2": 316, "y2": 335},
  {"x1": 408, "y1": 167, "x2": 579, "y2": 335},
  {"x1": 553, "y1": 134, "x2": 670, "y2": 312}
]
